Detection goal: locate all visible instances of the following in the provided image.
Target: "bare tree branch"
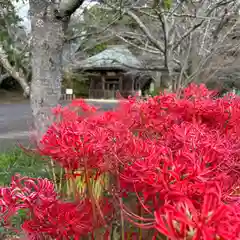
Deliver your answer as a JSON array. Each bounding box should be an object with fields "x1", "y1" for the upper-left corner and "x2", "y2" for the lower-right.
[
  {"x1": 155, "y1": 9, "x2": 169, "y2": 67},
  {"x1": 177, "y1": 33, "x2": 193, "y2": 92},
  {"x1": 124, "y1": 9, "x2": 164, "y2": 52},
  {"x1": 0, "y1": 45, "x2": 30, "y2": 96},
  {"x1": 67, "y1": 14, "x2": 120, "y2": 41},
  {"x1": 172, "y1": 0, "x2": 236, "y2": 50},
  {"x1": 85, "y1": 0, "x2": 240, "y2": 91},
  {"x1": 172, "y1": 21, "x2": 203, "y2": 51},
  {"x1": 102, "y1": 3, "x2": 165, "y2": 52},
  {"x1": 114, "y1": 33, "x2": 160, "y2": 54},
  {"x1": 185, "y1": 17, "x2": 240, "y2": 84}
]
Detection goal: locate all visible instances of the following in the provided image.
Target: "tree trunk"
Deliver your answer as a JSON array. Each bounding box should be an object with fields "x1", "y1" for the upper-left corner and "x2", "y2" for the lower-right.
[
  {"x1": 161, "y1": 70, "x2": 171, "y2": 90},
  {"x1": 189, "y1": 33, "x2": 201, "y2": 80},
  {"x1": 29, "y1": 1, "x2": 65, "y2": 140}
]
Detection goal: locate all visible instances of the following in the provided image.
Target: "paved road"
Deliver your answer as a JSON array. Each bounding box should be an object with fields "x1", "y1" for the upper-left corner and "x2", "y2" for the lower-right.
[{"x1": 0, "y1": 100, "x2": 118, "y2": 151}]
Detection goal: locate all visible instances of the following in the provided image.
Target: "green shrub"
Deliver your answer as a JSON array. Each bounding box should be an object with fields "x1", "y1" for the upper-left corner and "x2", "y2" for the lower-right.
[{"x1": 63, "y1": 72, "x2": 90, "y2": 98}]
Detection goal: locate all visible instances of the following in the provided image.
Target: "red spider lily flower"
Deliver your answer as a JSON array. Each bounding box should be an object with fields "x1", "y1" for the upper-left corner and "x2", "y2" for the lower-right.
[
  {"x1": 25, "y1": 198, "x2": 113, "y2": 239},
  {"x1": 183, "y1": 83, "x2": 218, "y2": 99},
  {"x1": 18, "y1": 83, "x2": 238, "y2": 239},
  {"x1": 1, "y1": 174, "x2": 114, "y2": 239},
  {"x1": 39, "y1": 109, "x2": 136, "y2": 172},
  {"x1": 0, "y1": 187, "x2": 27, "y2": 225},
  {"x1": 51, "y1": 105, "x2": 79, "y2": 122},
  {"x1": 22, "y1": 200, "x2": 94, "y2": 239},
  {"x1": 70, "y1": 98, "x2": 98, "y2": 112},
  {"x1": 0, "y1": 174, "x2": 57, "y2": 224},
  {"x1": 154, "y1": 184, "x2": 240, "y2": 240},
  {"x1": 39, "y1": 120, "x2": 110, "y2": 170},
  {"x1": 10, "y1": 174, "x2": 57, "y2": 204}
]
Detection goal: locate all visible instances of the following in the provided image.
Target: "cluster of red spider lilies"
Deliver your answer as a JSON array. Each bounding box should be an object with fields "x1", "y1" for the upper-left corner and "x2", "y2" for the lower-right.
[{"x1": 1, "y1": 84, "x2": 240, "y2": 239}]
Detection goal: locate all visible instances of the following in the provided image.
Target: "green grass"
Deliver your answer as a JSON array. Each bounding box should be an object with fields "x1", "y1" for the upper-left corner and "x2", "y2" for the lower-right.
[
  {"x1": 0, "y1": 148, "x2": 52, "y2": 238},
  {"x1": 0, "y1": 148, "x2": 51, "y2": 186}
]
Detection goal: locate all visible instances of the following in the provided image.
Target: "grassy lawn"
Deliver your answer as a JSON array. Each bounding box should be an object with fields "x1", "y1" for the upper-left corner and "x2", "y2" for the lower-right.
[{"x1": 0, "y1": 148, "x2": 50, "y2": 186}]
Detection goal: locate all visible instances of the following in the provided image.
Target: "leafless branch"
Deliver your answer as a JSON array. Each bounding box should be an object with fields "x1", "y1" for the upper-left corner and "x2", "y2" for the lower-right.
[
  {"x1": 177, "y1": 33, "x2": 193, "y2": 91},
  {"x1": 0, "y1": 44, "x2": 29, "y2": 96},
  {"x1": 154, "y1": 9, "x2": 169, "y2": 67},
  {"x1": 67, "y1": 14, "x2": 120, "y2": 41},
  {"x1": 114, "y1": 33, "x2": 160, "y2": 54},
  {"x1": 172, "y1": 0, "x2": 236, "y2": 51},
  {"x1": 102, "y1": 3, "x2": 165, "y2": 52},
  {"x1": 83, "y1": 0, "x2": 240, "y2": 91},
  {"x1": 124, "y1": 9, "x2": 164, "y2": 52},
  {"x1": 185, "y1": 17, "x2": 240, "y2": 84},
  {"x1": 172, "y1": 21, "x2": 204, "y2": 51}
]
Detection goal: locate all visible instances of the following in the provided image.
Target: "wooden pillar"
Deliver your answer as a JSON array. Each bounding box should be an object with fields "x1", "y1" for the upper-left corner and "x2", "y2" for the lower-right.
[
  {"x1": 131, "y1": 75, "x2": 135, "y2": 94},
  {"x1": 101, "y1": 74, "x2": 105, "y2": 99},
  {"x1": 119, "y1": 74, "x2": 123, "y2": 91},
  {"x1": 89, "y1": 77, "x2": 93, "y2": 98}
]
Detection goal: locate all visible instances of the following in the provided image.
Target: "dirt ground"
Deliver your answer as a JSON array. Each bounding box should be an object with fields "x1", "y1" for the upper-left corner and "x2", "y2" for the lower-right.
[{"x1": 0, "y1": 89, "x2": 28, "y2": 104}]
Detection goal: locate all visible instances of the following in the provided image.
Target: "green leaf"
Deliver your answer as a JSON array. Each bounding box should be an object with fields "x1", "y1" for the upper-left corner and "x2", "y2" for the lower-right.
[
  {"x1": 152, "y1": 0, "x2": 172, "y2": 10},
  {"x1": 163, "y1": 0, "x2": 172, "y2": 10}
]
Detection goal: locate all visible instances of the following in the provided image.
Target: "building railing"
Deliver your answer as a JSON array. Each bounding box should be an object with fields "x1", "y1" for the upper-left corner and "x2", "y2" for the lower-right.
[
  {"x1": 60, "y1": 90, "x2": 149, "y2": 101},
  {"x1": 60, "y1": 93, "x2": 76, "y2": 101},
  {"x1": 89, "y1": 89, "x2": 137, "y2": 99}
]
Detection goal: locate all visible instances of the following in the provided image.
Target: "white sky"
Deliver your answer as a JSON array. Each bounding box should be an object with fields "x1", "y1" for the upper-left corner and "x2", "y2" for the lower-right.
[{"x1": 13, "y1": 0, "x2": 30, "y2": 32}]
